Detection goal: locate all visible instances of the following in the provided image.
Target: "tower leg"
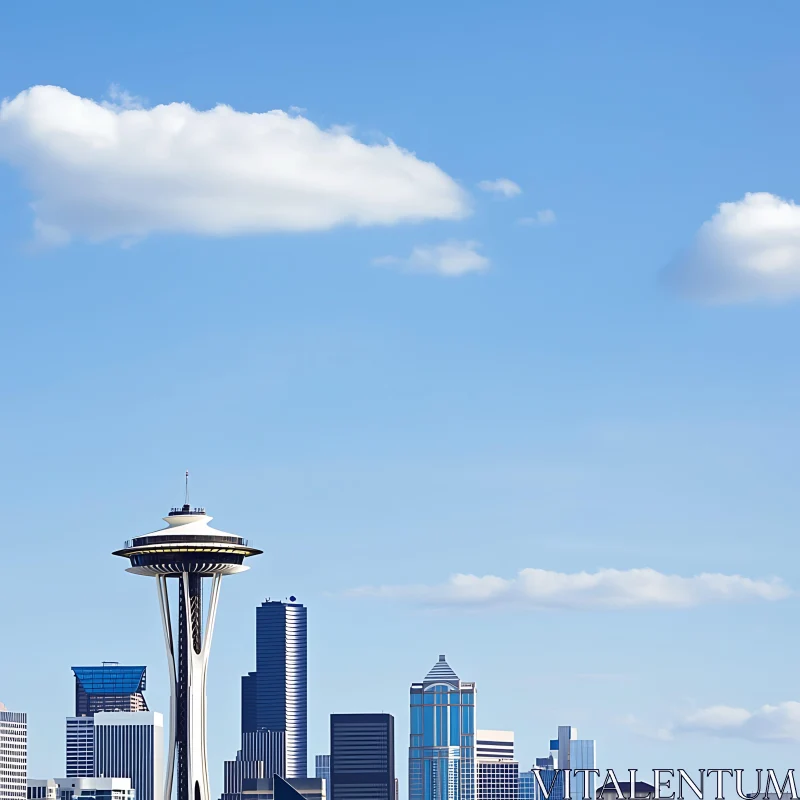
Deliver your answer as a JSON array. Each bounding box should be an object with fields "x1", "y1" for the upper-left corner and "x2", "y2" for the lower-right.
[{"x1": 157, "y1": 576, "x2": 177, "y2": 800}]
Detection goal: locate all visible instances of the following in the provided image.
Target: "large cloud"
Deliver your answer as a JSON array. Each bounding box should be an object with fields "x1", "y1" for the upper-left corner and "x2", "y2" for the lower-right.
[
  {"x1": 350, "y1": 567, "x2": 790, "y2": 609},
  {"x1": 0, "y1": 85, "x2": 470, "y2": 244},
  {"x1": 664, "y1": 192, "x2": 800, "y2": 303},
  {"x1": 675, "y1": 702, "x2": 800, "y2": 742}
]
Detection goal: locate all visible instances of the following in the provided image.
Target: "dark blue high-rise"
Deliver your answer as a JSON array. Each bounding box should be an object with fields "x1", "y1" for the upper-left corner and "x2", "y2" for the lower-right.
[{"x1": 241, "y1": 600, "x2": 307, "y2": 779}]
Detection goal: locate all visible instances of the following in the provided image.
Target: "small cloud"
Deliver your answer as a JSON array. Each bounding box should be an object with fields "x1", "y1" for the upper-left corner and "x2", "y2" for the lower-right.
[
  {"x1": 518, "y1": 209, "x2": 556, "y2": 227},
  {"x1": 478, "y1": 178, "x2": 522, "y2": 198},
  {"x1": 349, "y1": 567, "x2": 790, "y2": 609},
  {"x1": 663, "y1": 192, "x2": 800, "y2": 303},
  {"x1": 619, "y1": 714, "x2": 674, "y2": 742},
  {"x1": 105, "y1": 84, "x2": 144, "y2": 110},
  {"x1": 673, "y1": 702, "x2": 800, "y2": 742},
  {"x1": 372, "y1": 240, "x2": 489, "y2": 277}
]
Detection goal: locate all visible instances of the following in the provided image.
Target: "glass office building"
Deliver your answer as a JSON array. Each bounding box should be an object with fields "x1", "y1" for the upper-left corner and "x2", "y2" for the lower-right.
[
  {"x1": 408, "y1": 655, "x2": 475, "y2": 800},
  {"x1": 522, "y1": 727, "x2": 595, "y2": 800},
  {"x1": 71, "y1": 666, "x2": 148, "y2": 717},
  {"x1": 66, "y1": 664, "x2": 148, "y2": 779},
  {"x1": 567, "y1": 740, "x2": 595, "y2": 800}
]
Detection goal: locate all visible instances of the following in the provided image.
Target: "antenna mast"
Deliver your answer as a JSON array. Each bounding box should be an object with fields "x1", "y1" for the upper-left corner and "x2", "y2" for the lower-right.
[{"x1": 185, "y1": 470, "x2": 189, "y2": 506}]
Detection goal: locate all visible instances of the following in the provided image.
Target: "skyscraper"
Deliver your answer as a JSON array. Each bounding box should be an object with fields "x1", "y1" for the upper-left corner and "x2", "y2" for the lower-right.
[
  {"x1": 0, "y1": 702, "x2": 26, "y2": 800},
  {"x1": 220, "y1": 600, "x2": 308, "y2": 800},
  {"x1": 93, "y1": 712, "x2": 164, "y2": 800},
  {"x1": 72, "y1": 666, "x2": 148, "y2": 717},
  {"x1": 476, "y1": 732, "x2": 517, "y2": 800},
  {"x1": 520, "y1": 727, "x2": 595, "y2": 800},
  {"x1": 566, "y1": 740, "x2": 595, "y2": 800},
  {"x1": 67, "y1": 665, "x2": 149, "y2": 778},
  {"x1": 114, "y1": 496, "x2": 261, "y2": 800},
  {"x1": 243, "y1": 601, "x2": 307, "y2": 778},
  {"x1": 329, "y1": 714, "x2": 394, "y2": 800},
  {"x1": 409, "y1": 656, "x2": 475, "y2": 800}
]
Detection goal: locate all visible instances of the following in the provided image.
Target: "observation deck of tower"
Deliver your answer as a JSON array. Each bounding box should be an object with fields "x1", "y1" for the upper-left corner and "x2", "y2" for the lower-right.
[{"x1": 113, "y1": 493, "x2": 261, "y2": 800}]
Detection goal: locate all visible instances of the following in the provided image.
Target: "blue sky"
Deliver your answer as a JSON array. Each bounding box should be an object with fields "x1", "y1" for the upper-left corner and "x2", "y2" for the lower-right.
[{"x1": 3, "y1": 0, "x2": 800, "y2": 795}]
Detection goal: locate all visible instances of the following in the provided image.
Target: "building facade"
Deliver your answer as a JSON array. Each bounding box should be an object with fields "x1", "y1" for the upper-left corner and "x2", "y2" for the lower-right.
[
  {"x1": 66, "y1": 718, "x2": 95, "y2": 779},
  {"x1": 0, "y1": 703, "x2": 27, "y2": 800},
  {"x1": 92, "y1": 712, "x2": 163, "y2": 800},
  {"x1": 72, "y1": 666, "x2": 147, "y2": 718},
  {"x1": 475, "y1": 731, "x2": 517, "y2": 800},
  {"x1": 313, "y1": 759, "x2": 329, "y2": 786},
  {"x1": 222, "y1": 732, "x2": 287, "y2": 800},
  {"x1": 408, "y1": 656, "x2": 475, "y2": 800},
  {"x1": 566, "y1": 739, "x2": 595, "y2": 800},
  {"x1": 51, "y1": 778, "x2": 135, "y2": 800},
  {"x1": 330, "y1": 714, "x2": 394, "y2": 800},
  {"x1": 241, "y1": 777, "x2": 324, "y2": 800},
  {"x1": 27, "y1": 781, "x2": 59, "y2": 800},
  {"x1": 242, "y1": 601, "x2": 307, "y2": 779},
  {"x1": 520, "y1": 726, "x2": 595, "y2": 800},
  {"x1": 66, "y1": 664, "x2": 149, "y2": 779},
  {"x1": 223, "y1": 599, "x2": 307, "y2": 800}
]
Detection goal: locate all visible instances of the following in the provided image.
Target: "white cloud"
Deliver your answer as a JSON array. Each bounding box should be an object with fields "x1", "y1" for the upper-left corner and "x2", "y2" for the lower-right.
[
  {"x1": 664, "y1": 192, "x2": 800, "y2": 303},
  {"x1": 373, "y1": 240, "x2": 489, "y2": 277},
  {"x1": 0, "y1": 85, "x2": 470, "y2": 245},
  {"x1": 350, "y1": 567, "x2": 790, "y2": 609},
  {"x1": 674, "y1": 702, "x2": 800, "y2": 742},
  {"x1": 478, "y1": 178, "x2": 522, "y2": 198},
  {"x1": 518, "y1": 209, "x2": 556, "y2": 227}
]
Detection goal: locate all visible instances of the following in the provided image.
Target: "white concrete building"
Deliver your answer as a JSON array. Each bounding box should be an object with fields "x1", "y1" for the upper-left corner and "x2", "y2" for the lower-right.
[
  {"x1": 0, "y1": 702, "x2": 27, "y2": 800},
  {"x1": 66, "y1": 719, "x2": 95, "y2": 778},
  {"x1": 27, "y1": 780, "x2": 59, "y2": 800},
  {"x1": 476, "y1": 731, "x2": 517, "y2": 800},
  {"x1": 93, "y1": 713, "x2": 162, "y2": 800},
  {"x1": 55, "y1": 778, "x2": 135, "y2": 800}
]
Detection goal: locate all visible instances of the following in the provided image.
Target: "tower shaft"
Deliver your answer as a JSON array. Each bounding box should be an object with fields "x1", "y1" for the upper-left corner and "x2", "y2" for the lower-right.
[
  {"x1": 158, "y1": 573, "x2": 221, "y2": 800},
  {"x1": 177, "y1": 574, "x2": 203, "y2": 800}
]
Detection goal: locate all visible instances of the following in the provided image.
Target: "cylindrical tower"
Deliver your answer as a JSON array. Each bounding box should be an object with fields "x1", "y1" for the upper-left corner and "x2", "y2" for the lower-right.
[{"x1": 114, "y1": 501, "x2": 261, "y2": 800}]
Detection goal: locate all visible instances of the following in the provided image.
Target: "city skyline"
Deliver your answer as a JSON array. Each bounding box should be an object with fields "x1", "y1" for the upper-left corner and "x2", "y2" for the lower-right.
[{"x1": 5, "y1": 573, "x2": 597, "y2": 800}]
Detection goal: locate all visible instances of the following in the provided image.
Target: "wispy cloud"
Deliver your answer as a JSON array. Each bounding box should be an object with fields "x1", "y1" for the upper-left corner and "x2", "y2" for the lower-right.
[
  {"x1": 672, "y1": 702, "x2": 800, "y2": 742},
  {"x1": 518, "y1": 209, "x2": 556, "y2": 227},
  {"x1": 478, "y1": 178, "x2": 522, "y2": 198},
  {"x1": 373, "y1": 240, "x2": 489, "y2": 277},
  {"x1": 349, "y1": 567, "x2": 790, "y2": 609},
  {"x1": 0, "y1": 85, "x2": 470, "y2": 245},
  {"x1": 663, "y1": 192, "x2": 800, "y2": 303}
]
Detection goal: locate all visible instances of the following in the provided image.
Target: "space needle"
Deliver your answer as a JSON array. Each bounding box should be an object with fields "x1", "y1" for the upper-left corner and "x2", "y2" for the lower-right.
[{"x1": 114, "y1": 476, "x2": 261, "y2": 800}]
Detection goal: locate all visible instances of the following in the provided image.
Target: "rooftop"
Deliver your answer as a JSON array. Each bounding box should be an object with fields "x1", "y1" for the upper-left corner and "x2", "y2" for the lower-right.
[
  {"x1": 72, "y1": 665, "x2": 146, "y2": 695},
  {"x1": 424, "y1": 654, "x2": 460, "y2": 684},
  {"x1": 168, "y1": 504, "x2": 206, "y2": 516}
]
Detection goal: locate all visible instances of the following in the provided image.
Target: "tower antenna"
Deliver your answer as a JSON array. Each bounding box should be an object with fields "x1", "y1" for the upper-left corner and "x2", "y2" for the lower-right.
[{"x1": 185, "y1": 471, "x2": 189, "y2": 506}]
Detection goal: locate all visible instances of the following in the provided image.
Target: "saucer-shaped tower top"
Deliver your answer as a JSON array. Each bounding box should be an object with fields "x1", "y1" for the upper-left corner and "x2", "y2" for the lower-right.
[{"x1": 113, "y1": 504, "x2": 262, "y2": 576}]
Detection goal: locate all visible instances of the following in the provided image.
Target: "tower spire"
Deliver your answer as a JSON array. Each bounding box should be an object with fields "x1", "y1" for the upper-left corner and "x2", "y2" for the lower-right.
[{"x1": 184, "y1": 471, "x2": 189, "y2": 507}]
